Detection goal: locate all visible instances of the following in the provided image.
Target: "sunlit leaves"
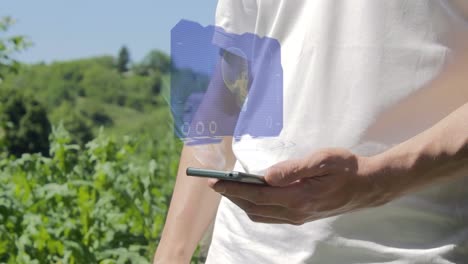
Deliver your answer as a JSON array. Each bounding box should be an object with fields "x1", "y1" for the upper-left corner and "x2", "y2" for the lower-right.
[
  {"x1": 0, "y1": 125, "x2": 180, "y2": 263},
  {"x1": 0, "y1": 16, "x2": 31, "y2": 81}
]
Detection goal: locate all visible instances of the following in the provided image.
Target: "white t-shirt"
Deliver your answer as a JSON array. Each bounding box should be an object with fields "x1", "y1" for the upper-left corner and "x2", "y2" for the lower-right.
[{"x1": 206, "y1": 1, "x2": 468, "y2": 263}]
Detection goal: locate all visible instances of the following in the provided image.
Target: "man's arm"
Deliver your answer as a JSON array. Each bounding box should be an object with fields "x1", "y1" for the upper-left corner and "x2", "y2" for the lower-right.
[
  {"x1": 154, "y1": 45, "x2": 246, "y2": 262},
  {"x1": 373, "y1": 102, "x2": 468, "y2": 198},
  {"x1": 154, "y1": 138, "x2": 236, "y2": 263},
  {"x1": 371, "y1": 40, "x2": 468, "y2": 197},
  {"x1": 209, "y1": 102, "x2": 468, "y2": 224},
  {"x1": 208, "y1": 45, "x2": 468, "y2": 224}
]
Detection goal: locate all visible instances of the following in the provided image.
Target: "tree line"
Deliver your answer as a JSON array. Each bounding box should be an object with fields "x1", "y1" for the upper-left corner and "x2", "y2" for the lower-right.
[{"x1": 0, "y1": 40, "x2": 171, "y2": 157}]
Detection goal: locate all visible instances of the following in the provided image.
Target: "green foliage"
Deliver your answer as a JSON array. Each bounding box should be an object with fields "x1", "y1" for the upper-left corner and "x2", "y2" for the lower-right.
[
  {"x1": 0, "y1": 16, "x2": 31, "y2": 81},
  {"x1": 133, "y1": 50, "x2": 170, "y2": 76},
  {"x1": 0, "y1": 124, "x2": 179, "y2": 263},
  {"x1": 171, "y1": 68, "x2": 210, "y2": 105},
  {"x1": 0, "y1": 50, "x2": 169, "y2": 146},
  {"x1": 0, "y1": 89, "x2": 51, "y2": 157},
  {"x1": 117, "y1": 46, "x2": 130, "y2": 73},
  {"x1": 50, "y1": 102, "x2": 94, "y2": 146},
  {"x1": 0, "y1": 29, "x2": 198, "y2": 261},
  {"x1": 81, "y1": 63, "x2": 125, "y2": 104},
  {"x1": 149, "y1": 71, "x2": 162, "y2": 95}
]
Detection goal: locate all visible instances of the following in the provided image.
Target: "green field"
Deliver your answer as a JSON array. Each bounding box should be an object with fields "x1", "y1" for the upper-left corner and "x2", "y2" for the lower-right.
[{"x1": 0, "y1": 47, "x2": 201, "y2": 262}]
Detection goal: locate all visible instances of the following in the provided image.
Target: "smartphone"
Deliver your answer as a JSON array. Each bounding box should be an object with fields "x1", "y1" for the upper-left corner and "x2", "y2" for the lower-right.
[{"x1": 186, "y1": 167, "x2": 266, "y2": 185}]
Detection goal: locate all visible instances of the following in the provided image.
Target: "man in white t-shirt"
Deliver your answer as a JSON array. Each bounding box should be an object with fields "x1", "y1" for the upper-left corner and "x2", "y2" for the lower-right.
[{"x1": 155, "y1": 1, "x2": 468, "y2": 263}]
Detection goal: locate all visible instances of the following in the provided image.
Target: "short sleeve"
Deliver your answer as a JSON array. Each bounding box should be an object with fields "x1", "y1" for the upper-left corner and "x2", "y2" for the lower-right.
[{"x1": 213, "y1": 0, "x2": 258, "y2": 49}]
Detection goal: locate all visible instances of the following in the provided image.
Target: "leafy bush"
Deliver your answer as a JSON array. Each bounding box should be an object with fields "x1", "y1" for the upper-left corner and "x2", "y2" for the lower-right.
[
  {"x1": 0, "y1": 16, "x2": 31, "y2": 81},
  {"x1": 0, "y1": 89, "x2": 51, "y2": 157},
  {"x1": 0, "y1": 124, "x2": 180, "y2": 263},
  {"x1": 49, "y1": 102, "x2": 94, "y2": 147}
]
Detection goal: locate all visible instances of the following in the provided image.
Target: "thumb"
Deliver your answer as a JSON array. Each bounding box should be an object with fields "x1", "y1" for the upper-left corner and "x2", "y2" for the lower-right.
[{"x1": 264, "y1": 159, "x2": 309, "y2": 187}]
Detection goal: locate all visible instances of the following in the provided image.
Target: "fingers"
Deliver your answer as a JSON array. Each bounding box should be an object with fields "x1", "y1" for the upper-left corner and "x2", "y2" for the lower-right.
[
  {"x1": 206, "y1": 148, "x2": 367, "y2": 226},
  {"x1": 265, "y1": 153, "x2": 328, "y2": 187},
  {"x1": 226, "y1": 197, "x2": 308, "y2": 225},
  {"x1": 264, "y1": 148, "x2": 355, "y2": 187},
  {"x1": 211, "y1": 180, "x2": 304, "y2": 207},
  {"x1": 264, "y1": 159, "x2": 308, "y2": 187}
]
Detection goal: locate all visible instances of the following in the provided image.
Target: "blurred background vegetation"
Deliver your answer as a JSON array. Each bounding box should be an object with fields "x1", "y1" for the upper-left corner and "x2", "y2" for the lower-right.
[{"x1": 0, "y1": 16, "x2": 200, "y2": 263}]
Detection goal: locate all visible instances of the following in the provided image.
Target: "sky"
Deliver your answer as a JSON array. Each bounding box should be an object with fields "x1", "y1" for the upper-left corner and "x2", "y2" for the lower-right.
[{"x1": 1, "y1": 0, "x2": 218, "y2": 64}]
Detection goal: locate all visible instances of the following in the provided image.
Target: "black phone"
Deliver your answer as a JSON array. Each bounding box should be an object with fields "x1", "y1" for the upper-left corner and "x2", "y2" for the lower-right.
[{"x1": 186, "y1": 167, "x2": 266, "y2": 185}]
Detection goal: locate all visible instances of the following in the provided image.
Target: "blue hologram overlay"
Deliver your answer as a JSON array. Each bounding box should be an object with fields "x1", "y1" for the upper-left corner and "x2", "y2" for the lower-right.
[{"x1": 171, "y1": 20, "x2": 283, "y2": 145}]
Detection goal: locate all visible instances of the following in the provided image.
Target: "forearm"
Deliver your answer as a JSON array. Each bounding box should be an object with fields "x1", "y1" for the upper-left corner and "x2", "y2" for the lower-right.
[
  {"x1": 375, "y1": 102, "x2": 468, "y2": 198},
  {"x1": 154, "y1": 141, "x2": 236, "y2": 263},
  {"x1": 370, "y1": 39, "x2": 468, "y2": 198}
]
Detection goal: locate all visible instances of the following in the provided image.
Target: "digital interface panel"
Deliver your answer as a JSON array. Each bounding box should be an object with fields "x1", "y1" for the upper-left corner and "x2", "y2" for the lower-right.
[{"x1": 171, "y1": 20, "x2": 283, "y2": 145}]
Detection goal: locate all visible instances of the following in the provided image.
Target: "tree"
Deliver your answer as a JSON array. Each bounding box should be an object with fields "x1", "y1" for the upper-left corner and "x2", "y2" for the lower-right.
[
  {"x1": 0, "y1": 89, "x2": 51, "y2": 156},
  {"x1": 0, "y1": 16, "x2": 30, "y2": 81},
  {"x1": 117, "y1": 45, "x2": 130, "y2": 73},
  {"x1": 133, "y1": 50, "x2": 170, "y2": 76}
]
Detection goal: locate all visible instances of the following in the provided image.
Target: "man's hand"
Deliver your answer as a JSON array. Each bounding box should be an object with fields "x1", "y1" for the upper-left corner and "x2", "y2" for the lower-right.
[
  {"x1": 209, "y1": 148, "x2": 399, "y2": 225},
  {"x1": 209, "y1": 102, "x2": 468, "y2": 225}
]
